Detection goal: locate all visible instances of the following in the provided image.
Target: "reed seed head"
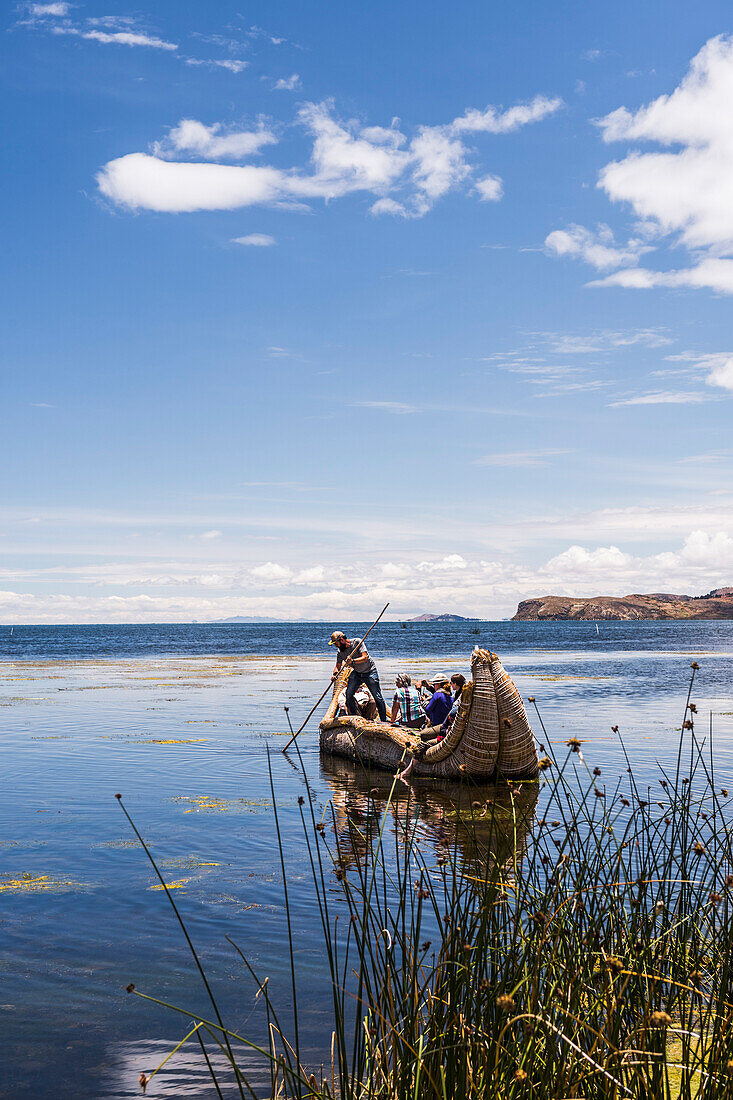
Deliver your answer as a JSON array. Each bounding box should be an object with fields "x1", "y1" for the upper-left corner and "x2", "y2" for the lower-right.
[
  {"x1": 611, "y1": 725, "x2": 619, "y2": 734},
  {"x1": 565, "y1": 738, "x2": 582, "y2": 752},
  {"x1": 650, "y1": 1011, "x2": 672, "y2": 1027},
  {"x1": 139, "y1": 1073, "x2": 148, "y2": 1094},
  {"x1": 298, "y1": 796, "x2": 304, "y2": 806},
  {"x1": 691, "y1": 661, "x2": 700, "y2": 669},
  {"x1": 693, "y1": 842, "x2": 706, "y2": 855},
  {"x1": 496, "y1": 994, "x2": 515, "y2": 1012},
  {"x1": 538, "y1": 757, "x2": 552, "y2": 771},
  {"x1": 514, "y1": 1068, "x2": 528, "y2": 1082},
  {"x1": 126, "y1": 983, "x2": 135, "y2": 993}
]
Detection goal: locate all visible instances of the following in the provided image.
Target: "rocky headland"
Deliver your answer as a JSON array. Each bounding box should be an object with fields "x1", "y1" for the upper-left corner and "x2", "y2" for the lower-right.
[{"x1": 512, "y1": 587, "x2": 733, "y2": 621}]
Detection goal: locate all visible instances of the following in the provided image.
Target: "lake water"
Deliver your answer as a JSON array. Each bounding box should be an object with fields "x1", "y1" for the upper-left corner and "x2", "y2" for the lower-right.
[{"x1": 2, "y1": 620, "x2": 732, "y2": 1098}]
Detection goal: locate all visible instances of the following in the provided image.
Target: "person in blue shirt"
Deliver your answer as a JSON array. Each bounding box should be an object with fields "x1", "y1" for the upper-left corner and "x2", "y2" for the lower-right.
[{"x1": 419, "y1": 677, "x2": 453, "y2": 727}]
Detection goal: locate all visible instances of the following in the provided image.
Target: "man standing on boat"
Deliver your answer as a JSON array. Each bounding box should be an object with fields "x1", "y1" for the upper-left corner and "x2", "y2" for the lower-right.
[{"x1": 329, "y1": 630, "x2": 388, "y2": 722}]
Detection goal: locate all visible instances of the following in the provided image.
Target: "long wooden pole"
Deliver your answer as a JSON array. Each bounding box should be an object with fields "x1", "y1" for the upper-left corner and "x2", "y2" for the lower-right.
[{"x1": 282, "y1": 602, "x2": 390, "y2": 752}]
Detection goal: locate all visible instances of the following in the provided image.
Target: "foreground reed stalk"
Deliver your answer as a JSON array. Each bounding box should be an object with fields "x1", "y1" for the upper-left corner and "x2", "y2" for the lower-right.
[{"x1": 121, "y1": 665, "x2": 733, "y2": 1098}]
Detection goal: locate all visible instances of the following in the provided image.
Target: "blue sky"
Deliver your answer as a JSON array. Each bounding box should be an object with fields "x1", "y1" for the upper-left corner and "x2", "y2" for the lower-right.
[{"x1": 3, "y1": 0, "x2": 733, "y2": 622}]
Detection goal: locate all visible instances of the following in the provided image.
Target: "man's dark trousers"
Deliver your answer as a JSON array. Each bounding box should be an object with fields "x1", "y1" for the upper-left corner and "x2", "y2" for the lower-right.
[{"x1": 345, "y1": 668, "x2": 387, "y2": 721}]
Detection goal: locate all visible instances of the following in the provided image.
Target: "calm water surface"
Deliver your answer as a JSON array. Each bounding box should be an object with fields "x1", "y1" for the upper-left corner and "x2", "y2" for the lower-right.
[{"x1": 1, "y1": 621, "x2": 732, "y2": 1098}]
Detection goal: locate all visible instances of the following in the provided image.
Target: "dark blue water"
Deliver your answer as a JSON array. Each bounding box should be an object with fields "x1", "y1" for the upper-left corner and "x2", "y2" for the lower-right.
[{"x1": 1, "y1": 621, "x2": 732, "y2": 1098}]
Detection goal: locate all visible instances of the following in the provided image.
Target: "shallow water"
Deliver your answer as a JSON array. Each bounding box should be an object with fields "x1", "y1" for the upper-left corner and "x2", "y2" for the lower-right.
[{"x1": 1, "y1": 621, "x2": 732, "y2": 1097}]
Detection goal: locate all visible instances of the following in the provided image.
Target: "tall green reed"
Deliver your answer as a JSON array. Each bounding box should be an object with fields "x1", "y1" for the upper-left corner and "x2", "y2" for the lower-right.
[{"x1": 120, "y1": 665, "x2": 733, "y2": 1098}]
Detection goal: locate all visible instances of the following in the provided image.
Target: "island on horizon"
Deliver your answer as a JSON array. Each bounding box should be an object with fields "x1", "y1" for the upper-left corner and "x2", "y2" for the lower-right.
[{"x1": 512, "y1": 587, "x2": 733, "y2": 621}]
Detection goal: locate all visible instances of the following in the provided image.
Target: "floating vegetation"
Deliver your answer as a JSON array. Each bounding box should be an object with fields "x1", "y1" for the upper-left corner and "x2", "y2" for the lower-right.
[
  {"x1": 0, "y1": 873, "x2": 86, "y2": 893},
  {"x1": 96, "y1": 838, "x2": 146, "y2": 850},
  {"x1": 160, "y1": 857, "x2": 221, "y2": 871},
  {"x1": 149, "y1": 880, "x2": 188, "y2": 891},
  {"x1": 139, "y1": 738, "x2": 210, "y2": 745},
  {"x1": 170, "y1": 795, "x2": 271, "y2": 814}
]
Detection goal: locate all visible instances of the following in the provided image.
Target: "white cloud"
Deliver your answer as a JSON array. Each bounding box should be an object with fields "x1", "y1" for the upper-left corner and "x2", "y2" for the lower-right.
[
  {"x1": 475, "y1": 175, "x2": 503, "y2": 201},
  {"x1": 232, "y1": 233, "x2": 276, "y2": 247},
  {"x1": 707, "y1": 356, "x2": 733, "y2": 391},
  {"x1": 416, "y1": 554, "x2": 467, "y2": 573},
  {"x1": 450, "y1": 96, "x2": 563, "y2": 134},
  {"x1": 544, "y1": 544, "x2": 634, "y2": 576},
  {"x1": 97, "y1": 94, "x2": 561, "y2": 217},
  {"x1": 157, "y1": 119, "x2": 277, "y2": 160},
  {"x1": 589, "y1": 257, "x2": 733, "y2": 294},
  {"x1": 250, "y1": 561, "x2": 293, "y2": 581},
  {"x1": 380, "y1": 562, "x2": 412, "y2": 579},
  {"x1": 53, "y1": 25, "x2": 178, "y2": 50},
  {"x1": 274, "y1": 73, "x2": 301, "y2": 90},
  {"x1": 545, "y1": 223, "x2": 648, "y2": 270},
  {"x1": 29, "y1": 2, "x2": 69, "y2": 14},
  {"x1": 474, "y1": 449, "x2": 569, "y2": 467},
  {"x1": 97, "y1": 155, "x2": 286, "y2": 213},
  {"x1": 546, "y1": 37, "x2": 733, "y2": 294},
  {"x1": 370, "y1": 197, "x2": 408, "y2": 217},
  {"x1": 200, "y1": 529, "x2": 222, "y2": 540},
  {"x1": 608, "y1": 390, "x2": 708, "y2": 406},
  {"x1": 351, "y1": 401, "x2": 417, "y2": 414},
  {"x1": 185, "y1": 58, "x2": 249, "y2": 73}
]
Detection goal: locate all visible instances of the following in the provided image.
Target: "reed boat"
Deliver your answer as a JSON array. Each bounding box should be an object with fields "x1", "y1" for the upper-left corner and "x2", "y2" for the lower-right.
[{"x1": 319, "y1": 647, "x2": 539, "y2": 781}]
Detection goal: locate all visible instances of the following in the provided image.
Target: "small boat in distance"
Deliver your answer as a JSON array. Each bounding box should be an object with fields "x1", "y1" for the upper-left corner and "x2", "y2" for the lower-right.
[{"x1": 320, "y1": 648, "x2": 539, "y2": 781}]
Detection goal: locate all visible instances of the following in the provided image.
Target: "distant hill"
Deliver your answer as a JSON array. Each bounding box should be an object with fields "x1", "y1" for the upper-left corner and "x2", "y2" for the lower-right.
[
  {"x1": 407, "y1": 613, "x2": 478, "y2": 622},
  {"x1": 512, "y1": 587, "x2": 733, "y2": 621}
]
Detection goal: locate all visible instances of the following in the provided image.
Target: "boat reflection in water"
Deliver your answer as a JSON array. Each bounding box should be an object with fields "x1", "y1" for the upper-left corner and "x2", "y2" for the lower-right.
[{"x1": 318, "y1": 753, "x2": 539, "y2": 876}]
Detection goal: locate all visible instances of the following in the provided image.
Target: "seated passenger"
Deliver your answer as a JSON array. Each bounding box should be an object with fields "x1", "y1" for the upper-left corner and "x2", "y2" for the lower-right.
[
  {"x1": 337, "y1": 684, "x2": 377, "y2": 720},
  {"x1": 390, "y1": 674, "x2": 426, "y2": 729},
  {"x1": 421, "y1": 677, "x2": 453, "y2": 727},
  {"x1": 450, "y1": 673, "x2": 466, "y2": 701}
]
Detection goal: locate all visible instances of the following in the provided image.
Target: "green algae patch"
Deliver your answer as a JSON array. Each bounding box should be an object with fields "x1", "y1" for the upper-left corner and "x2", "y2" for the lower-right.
[{"x1": 149, "y1": 879, "x2": 188, "y2": 891}]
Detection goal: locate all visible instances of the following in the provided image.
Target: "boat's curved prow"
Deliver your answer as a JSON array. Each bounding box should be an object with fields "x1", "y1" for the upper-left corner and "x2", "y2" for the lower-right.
[{"x1": 319, "y1": 647, "x2": 539, "y2": 781}]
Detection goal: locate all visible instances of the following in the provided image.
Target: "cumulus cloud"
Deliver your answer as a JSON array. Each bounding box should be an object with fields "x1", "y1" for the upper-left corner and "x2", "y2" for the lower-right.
[
  {"x1": 274, "y1": 73, "x2": 301, "y2": 90},
  {"x1": 707, "y1": 356, "x2": 733, "y2": 391},
  {"x1": 250, "y1": 561, "x2": 292, "y2": 581},
  {"x1": 547, "y1": 36, "x2": 733, "y2": 294},
  {"x1": 232, "y1": 233, "x2": 276, "y2": 246},
  {"x1": 4, "y1": 527, "x2": 733, "y2": 623},
  {"x1": 96, "y1": 94, "x2": 562, "y2": 217},
  {"x1": 29, "y1": 2, "x2": 69, "y2": 14},
  {"x1": 545, "y1": 223, "x2": 649, "y2": 270},
  {"x1": 156, "y1": 119, "x2": 277, "y2": 160},
  {"x1": 475, "y1": 175, "x2": 503, "y2": 202}
]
